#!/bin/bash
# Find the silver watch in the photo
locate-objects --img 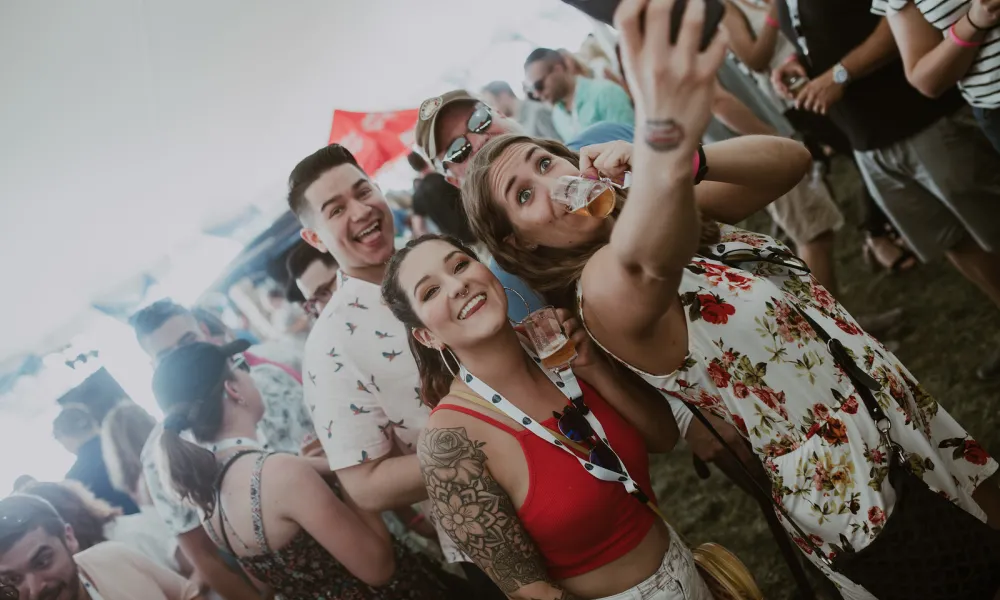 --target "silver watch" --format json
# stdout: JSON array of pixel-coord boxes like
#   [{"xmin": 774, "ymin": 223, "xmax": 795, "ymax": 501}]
[{"xmin": 832, "ymin": 62, "xmax": 851, "ymax": 85}]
